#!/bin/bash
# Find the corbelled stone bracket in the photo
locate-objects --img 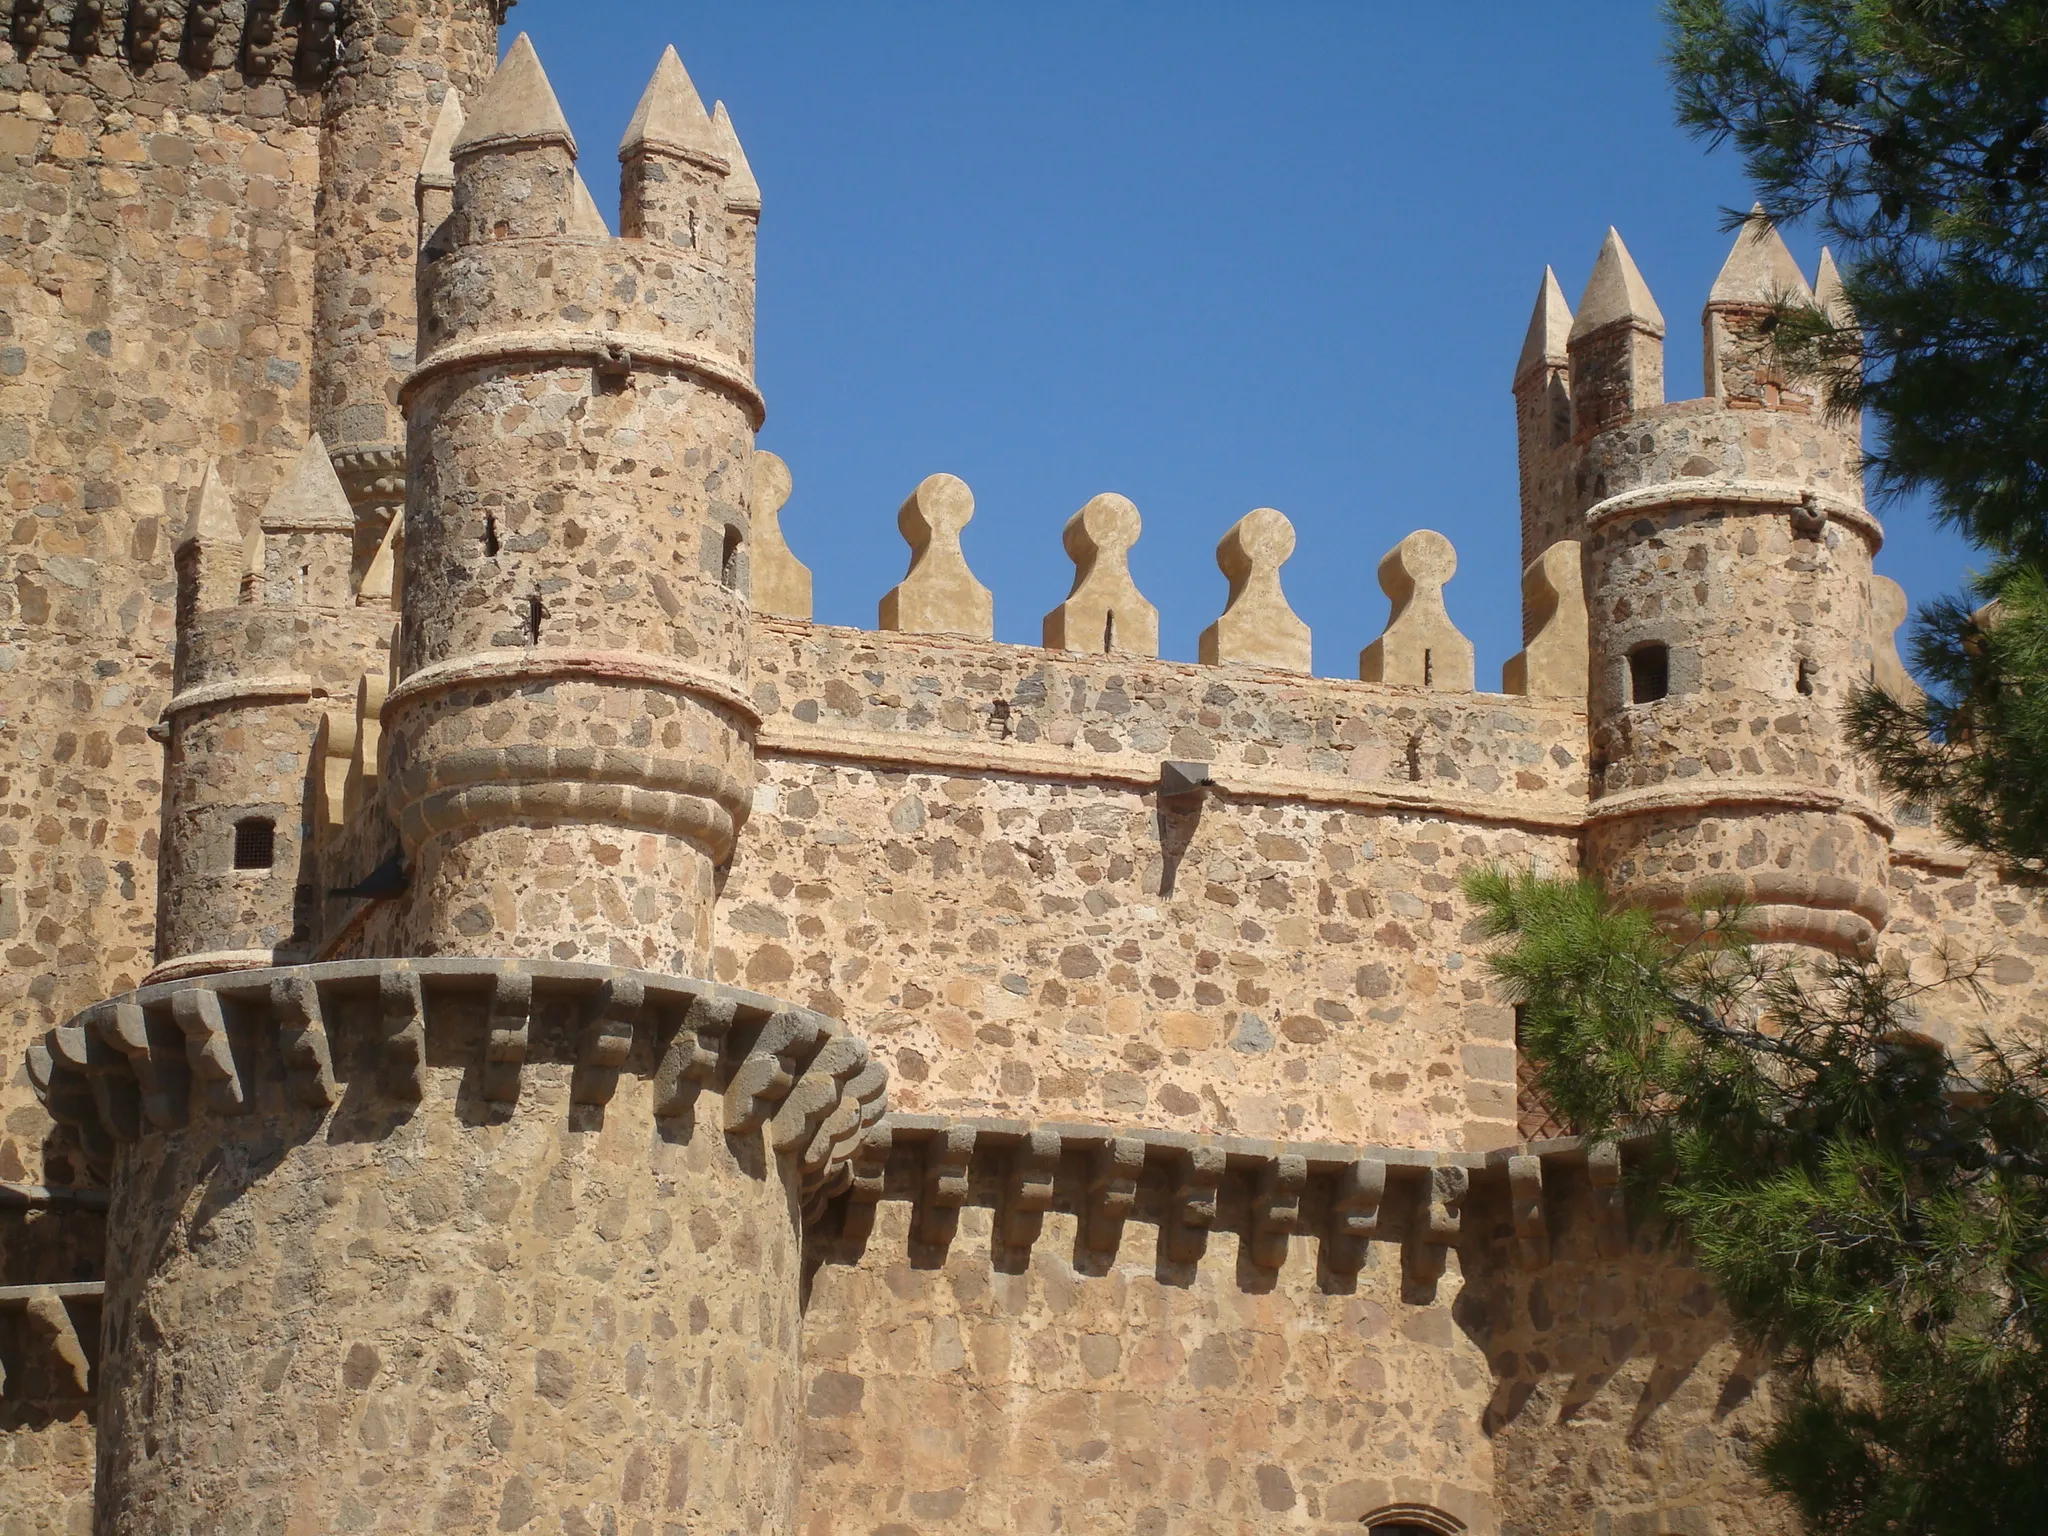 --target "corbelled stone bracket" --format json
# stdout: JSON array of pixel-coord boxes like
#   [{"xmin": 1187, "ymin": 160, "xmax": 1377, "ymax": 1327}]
[
  {"xmin": 830, "ymin": 1117, "xmax": 1643, "ymax": 1285},
  {"xmin": 32, "ymin": 960, "xmax": 888, "ymax": 1209}
]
